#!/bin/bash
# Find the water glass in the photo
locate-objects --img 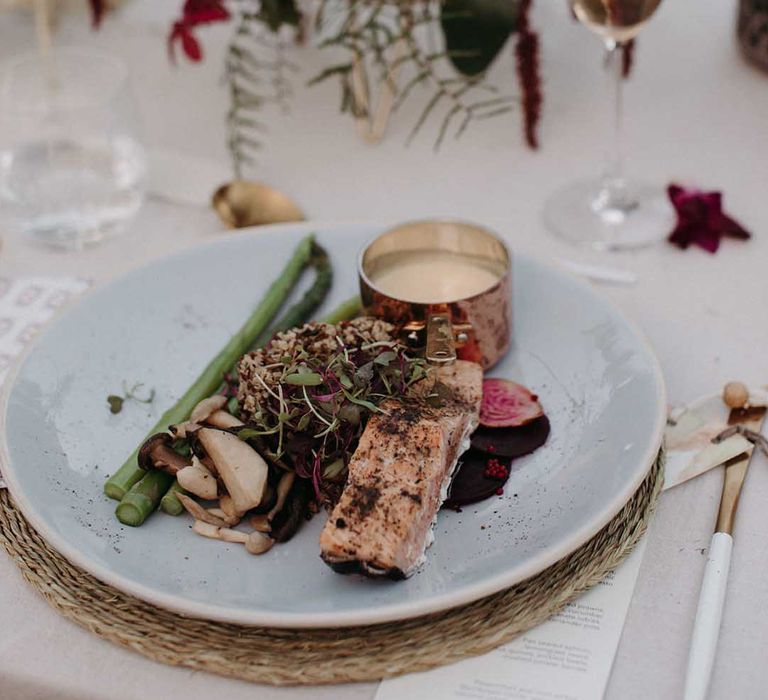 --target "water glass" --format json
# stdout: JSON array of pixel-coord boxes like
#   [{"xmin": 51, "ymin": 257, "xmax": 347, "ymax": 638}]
[{"xmin": 0, "ymin": 47, "xmax": 147, "ymax": 249}]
